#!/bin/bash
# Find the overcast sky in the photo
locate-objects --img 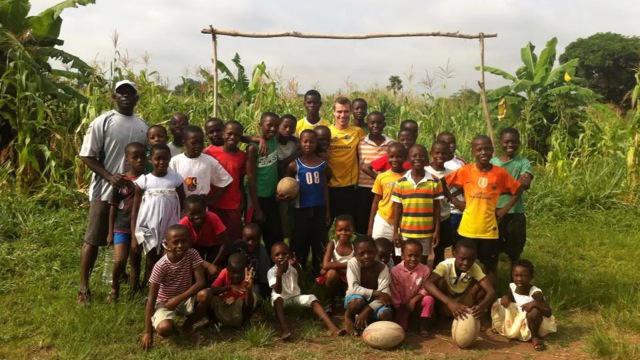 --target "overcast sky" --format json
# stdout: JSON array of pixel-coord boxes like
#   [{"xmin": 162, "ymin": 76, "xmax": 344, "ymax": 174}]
[{"xmin": 31, "ymin": 0, "xmax": 639, "ymax": 94}]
